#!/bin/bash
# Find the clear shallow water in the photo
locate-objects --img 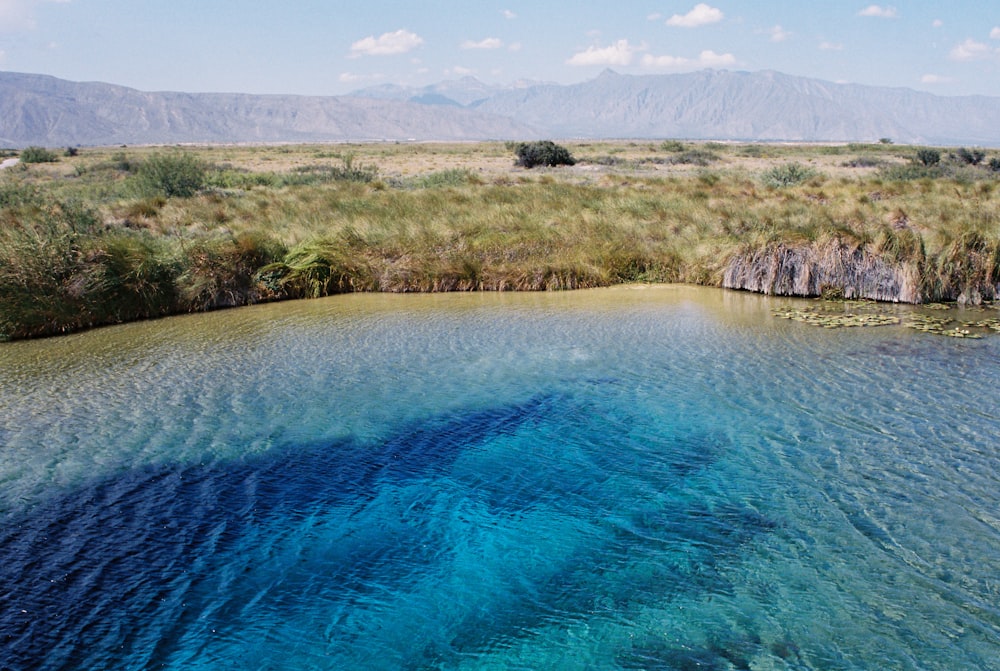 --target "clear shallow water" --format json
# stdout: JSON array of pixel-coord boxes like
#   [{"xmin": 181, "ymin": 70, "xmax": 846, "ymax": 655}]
[{"xmin": 1, "ymin": 285, "xmax": 998, "ymax": 670}]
